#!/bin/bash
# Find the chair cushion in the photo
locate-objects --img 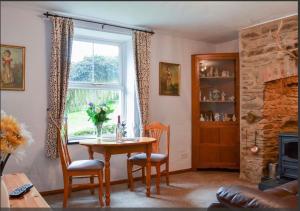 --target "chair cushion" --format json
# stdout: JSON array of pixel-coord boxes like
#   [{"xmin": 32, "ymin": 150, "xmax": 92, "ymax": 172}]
[
  {"xmin": 68, "ymin": 160, "xmax": 104, "ymax": 171},
  {"xmin": 129, "ymin": 153, "xmax": 167, "ymax": 162}
]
